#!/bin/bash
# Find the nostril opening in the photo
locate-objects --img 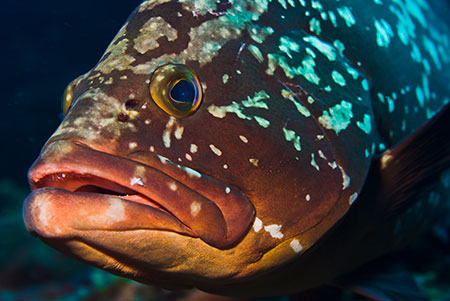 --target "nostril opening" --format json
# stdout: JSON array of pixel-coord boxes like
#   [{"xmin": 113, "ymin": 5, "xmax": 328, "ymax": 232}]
[{"xmin": 125, "ymin": 99, "xmax": 139, "ymax": 110}]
